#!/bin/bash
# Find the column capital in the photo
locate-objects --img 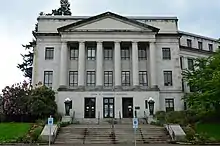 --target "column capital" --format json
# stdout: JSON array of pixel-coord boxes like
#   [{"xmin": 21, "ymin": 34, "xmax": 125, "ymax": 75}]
[
  {"xmin": 132, "ymin": 40, "xmax": 138, "ymax": 43},
  {"xmin": 114, "ymin": 40, "xmax": 121, "ymax": 43},
  {"xmin": 78, "ymin": 40, "xmax": 85, "ymax": 44}
]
